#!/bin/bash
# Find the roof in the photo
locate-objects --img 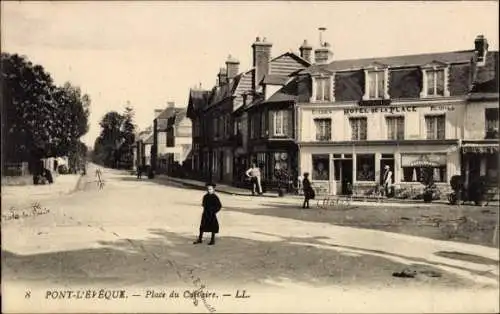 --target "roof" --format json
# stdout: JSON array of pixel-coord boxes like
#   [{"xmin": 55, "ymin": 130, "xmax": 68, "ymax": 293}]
[
  {"xmin": 471, "ymin": 51, "xmax": 499, "ymax": 93},
  {"xmin": 207, "ymin": 74, "xmax": 242, "ymax": 108},
  {"xmin": 187, "ymin": 89, "xmax": 211, "ymax": 117},
  {"xmin": 263, "ymin": 77, "xmax": 299, "ymax": 104},
  {"xmin": 143, "ymin": 133, "xmax": 154, "ymax": 145},
  {"xmin": 161, "ymin": 109, "xmax": 188, "ymax": 131},
  {"xmin": 262, "ymin": 74, "xmax": 290, "ymax": 85},
  {"xmin": 156, "ymin": 107, "xmax": 185, "ymax": 129},
  {"xmin": 302, "ymin": 50, "xmax": 476, "ymax": 73}
]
